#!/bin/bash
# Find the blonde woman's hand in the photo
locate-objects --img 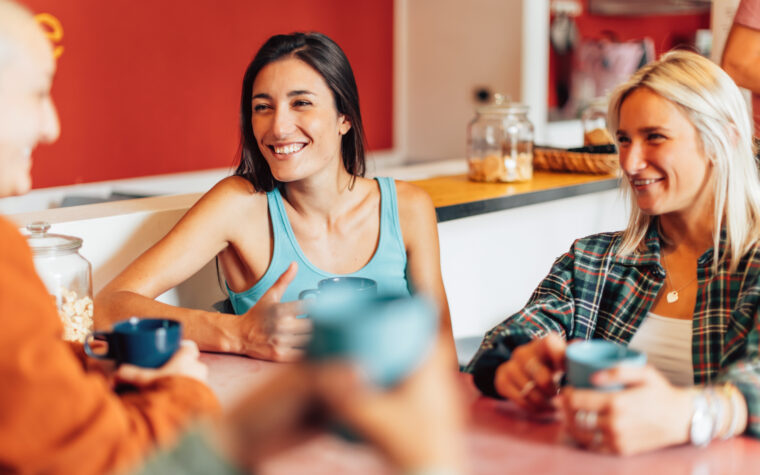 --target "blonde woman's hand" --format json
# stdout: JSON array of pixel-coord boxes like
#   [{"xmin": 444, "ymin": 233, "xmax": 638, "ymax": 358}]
[
  {"xmin": 240, "ymin": 262, "xmax": 313, "ymax": 362},
  {"xmin": 493, "ymin": 333, "xmax": 566, "ymax": 411},
  {"xmin": 559, "ymin": 364, "xmax": 692, "ymax": 455}
]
